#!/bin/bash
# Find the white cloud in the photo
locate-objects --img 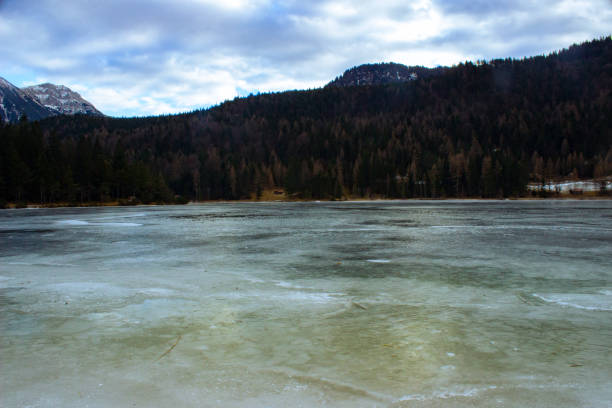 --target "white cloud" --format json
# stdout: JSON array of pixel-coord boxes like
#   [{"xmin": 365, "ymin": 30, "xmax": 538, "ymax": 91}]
[
  {"xmin": 195, "ymin": 0, "xmax": 271, "ymax": 11},
  {"xmin": 0, "ymin": 0, "xmax": 610, "ymax": 117}
]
